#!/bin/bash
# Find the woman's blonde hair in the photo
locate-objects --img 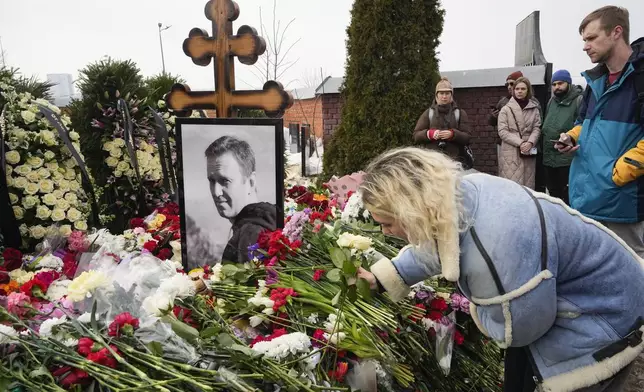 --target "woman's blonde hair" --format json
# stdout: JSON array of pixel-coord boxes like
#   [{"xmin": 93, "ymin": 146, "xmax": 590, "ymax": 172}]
[
  {"xmin": 513, "ymin": 77, "xmax": 534, "ymax": 99},
  {"xmin": 360, "ymin": 147, "xmax": 465, "ymax": 279}
]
